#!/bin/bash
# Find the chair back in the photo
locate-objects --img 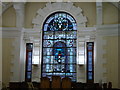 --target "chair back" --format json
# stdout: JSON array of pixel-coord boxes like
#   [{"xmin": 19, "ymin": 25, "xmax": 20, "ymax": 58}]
[
  {"xmin": 40, "ymin": 77, "xmax": 50, "ymax": 88},
  {"xmin": 62, "ymin": 77, "xmax": 71, "ymax": 88},
  {"xmin": 51, "ymin": 76, "xmax": 61, "ymax": 88}
]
